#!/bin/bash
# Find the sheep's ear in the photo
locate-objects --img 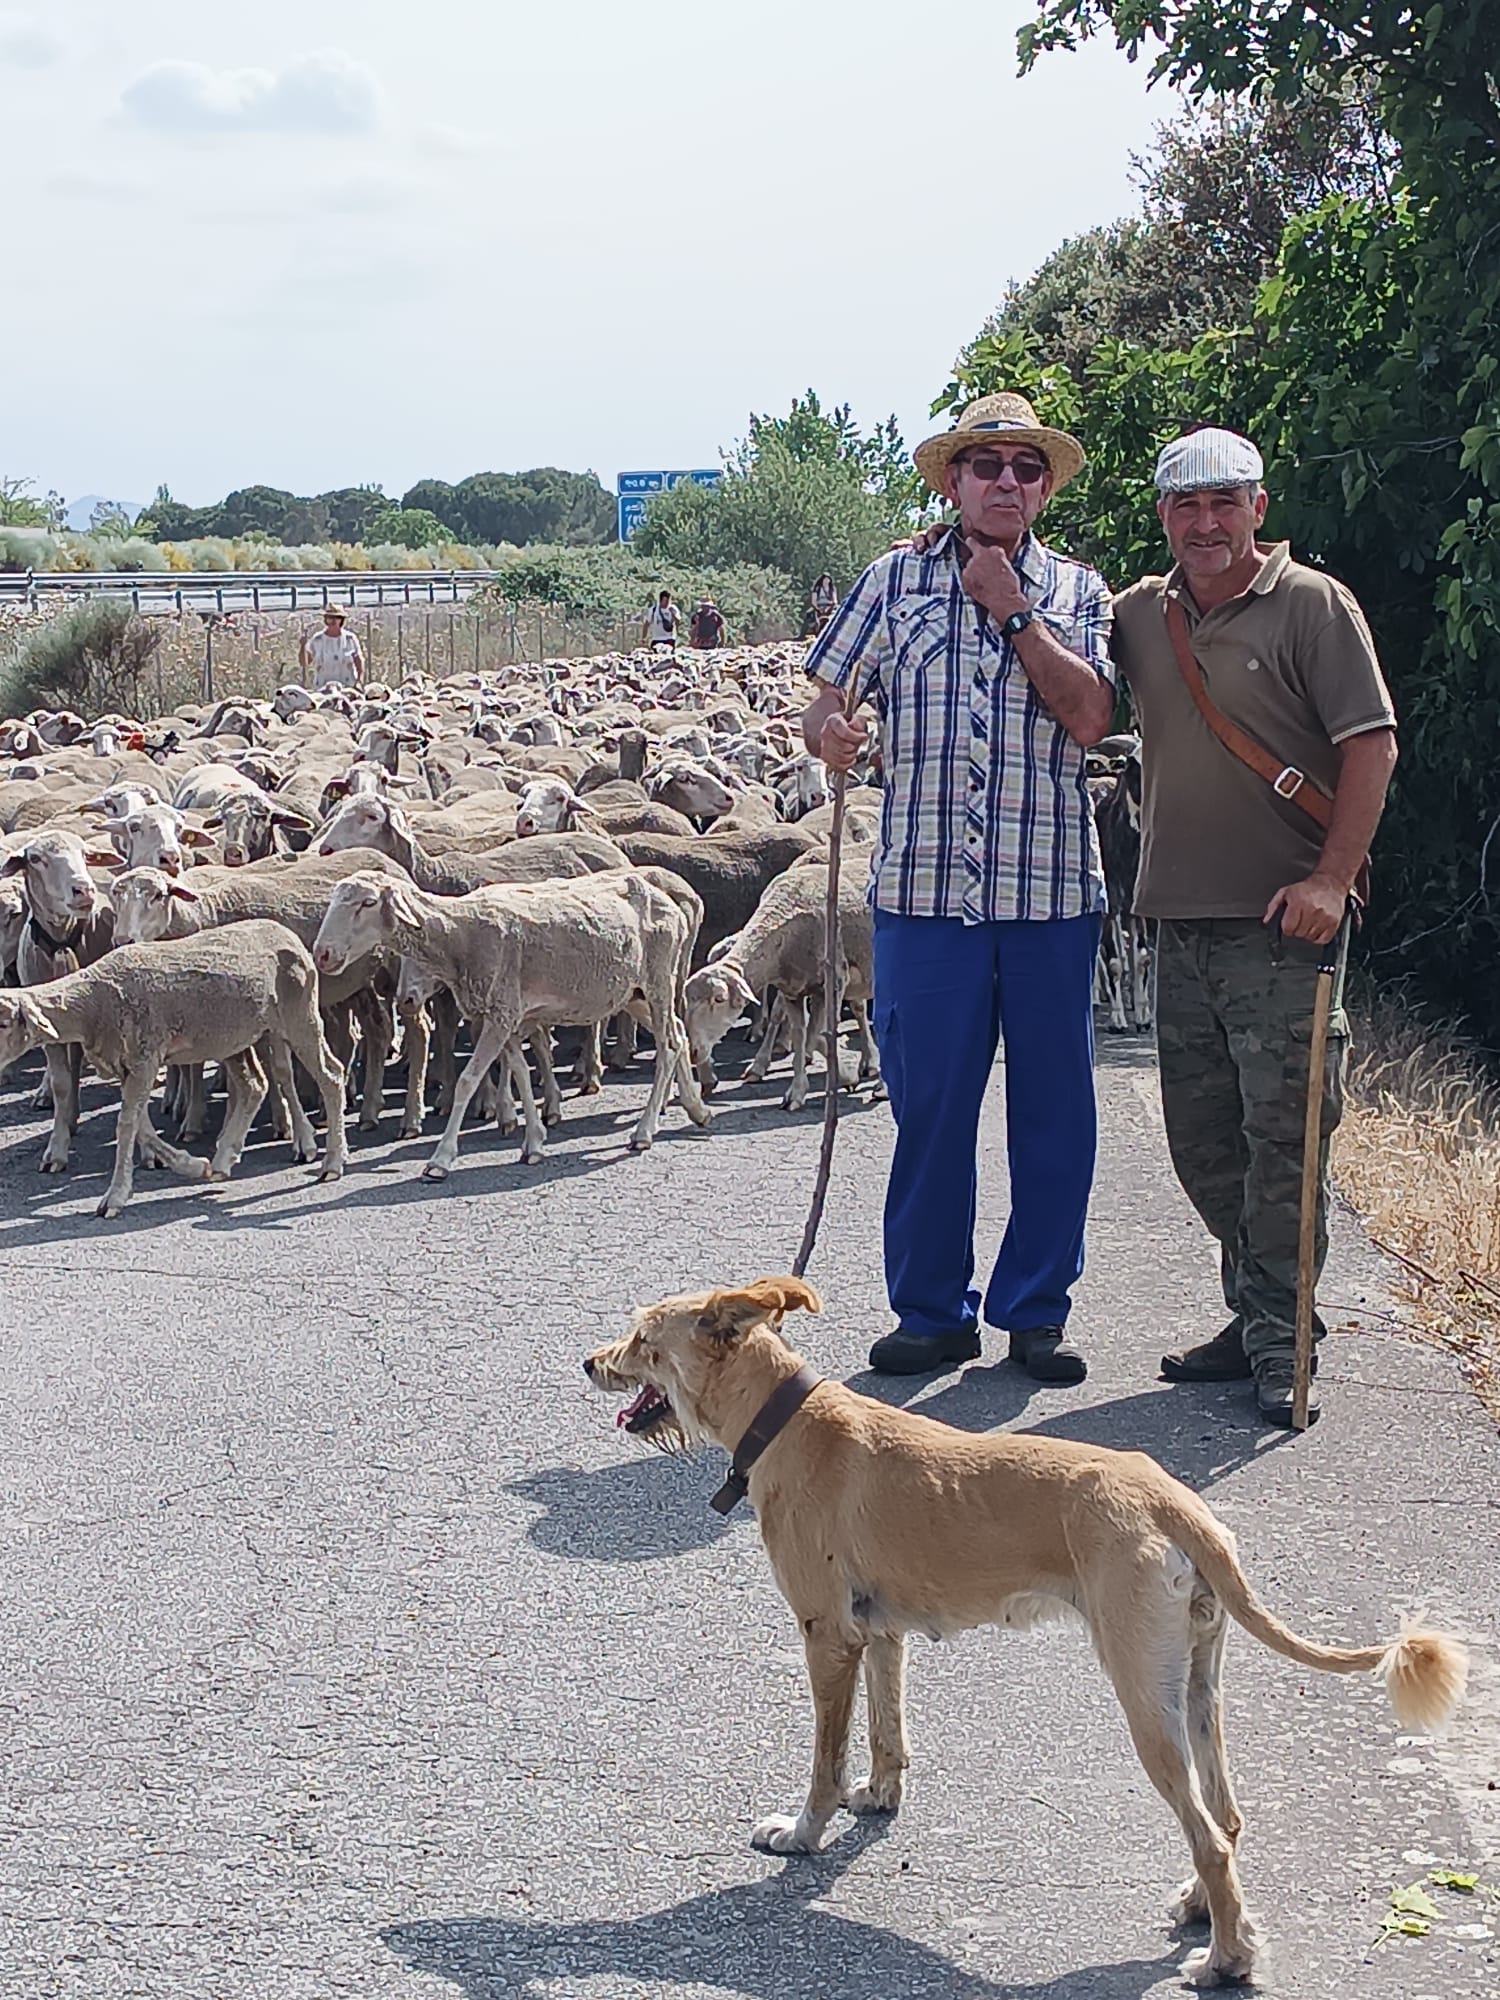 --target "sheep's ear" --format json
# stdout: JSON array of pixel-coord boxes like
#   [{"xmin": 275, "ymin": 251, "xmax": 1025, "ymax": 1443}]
[
  {"xmin": 85, "ymin": 849, "xmax": 124, "ymax": 870},
  {"xmin": 200, "ymin": 814, "xmax": 222, "ymax": 831},
  {"xmin": 180, "ymin": 827, "xmax": 215, "ymax": 848},
  {"xmin": 323, "ymin": 778, "xmax": 351, "ymax": 802},
  {"xmin": 0, "ymin": 852, "xmax": 29, "ymax": 877},
  {"xmin": 380, "ymin": 879, "xmax": 424, "ymax": 930},
  {"xmin": 271, "ymin": 806, "xmax": 313, "ymax": 829},
  {"xmin": 697, "ymin": 1276, "xmax": 822, "ymax": 1341},
  {"xmin": 729, "ymin": 970, "xmax": 758, "ymax": 1011},
  {"xmin": 168, "ymin": 882, "xmax": 201, "ymax": 903}
]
